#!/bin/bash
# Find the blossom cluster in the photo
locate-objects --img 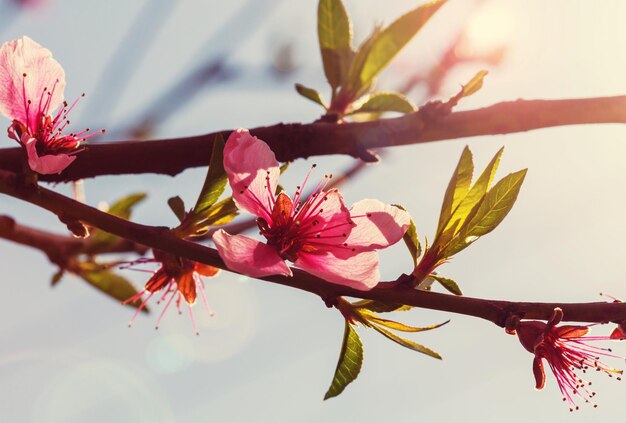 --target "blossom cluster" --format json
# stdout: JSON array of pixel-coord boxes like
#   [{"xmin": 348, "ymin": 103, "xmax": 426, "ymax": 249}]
[{"xmin": 3, "ymin": 35, "xmax": 625, "ymax": 410}]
